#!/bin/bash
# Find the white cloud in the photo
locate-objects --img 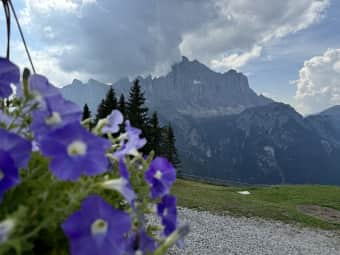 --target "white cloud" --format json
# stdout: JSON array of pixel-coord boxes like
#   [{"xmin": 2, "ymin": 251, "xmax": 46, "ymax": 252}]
[
  {"xmin": 294, "ymin": 48, "xmax": 340, "ymax": 114},
  {"xmin": 210, "ymin": 46, "xmax": 262, "ymax": 71},
  {"xmin": 12, "ymin": 41, "xmax": 90, "ymax": 86},
  {"xmin": 21, "ymin": 0, "xmax": 329, "ymax": 83}
]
